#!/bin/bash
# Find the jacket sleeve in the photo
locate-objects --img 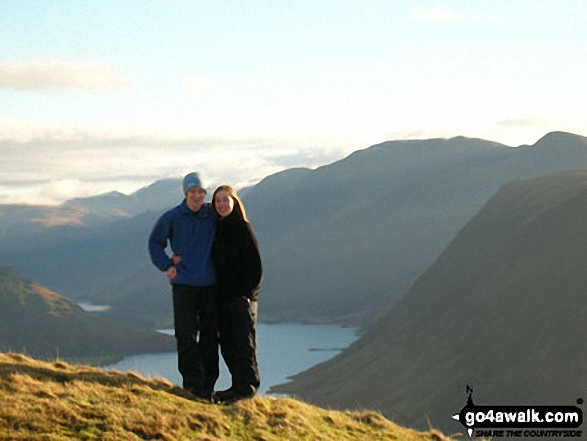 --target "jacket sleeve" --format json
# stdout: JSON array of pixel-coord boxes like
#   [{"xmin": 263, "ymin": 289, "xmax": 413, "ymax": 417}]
[
  {"xmin": 241, "ymin": 222, "xmax": 263, "ymax": 293},
  {"xmin": 148, "ymin": 213, "xmax": 174, "ymax": 271}
]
